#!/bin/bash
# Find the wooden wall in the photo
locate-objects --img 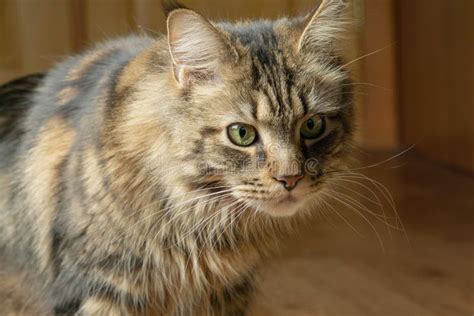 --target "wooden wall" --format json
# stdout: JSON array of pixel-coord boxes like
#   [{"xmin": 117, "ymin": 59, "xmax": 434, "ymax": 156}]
[
  {"xmin": 0, "ymin": 0, "xmax": 367, "ymax": 136},
  {"xmin": 0, "ymin": 0, "xmax": 303, "ymax": 82},
  {"xmin": 1, "ymin": 0, "xmax": 472, "ymax": 172},
  {"xmin": 397, "ymin": 0, "xmax": 474, "ymax": 172},
  {"xmin": 359, "ymin": 0, "xmax": 399, "ymax": 149}
]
